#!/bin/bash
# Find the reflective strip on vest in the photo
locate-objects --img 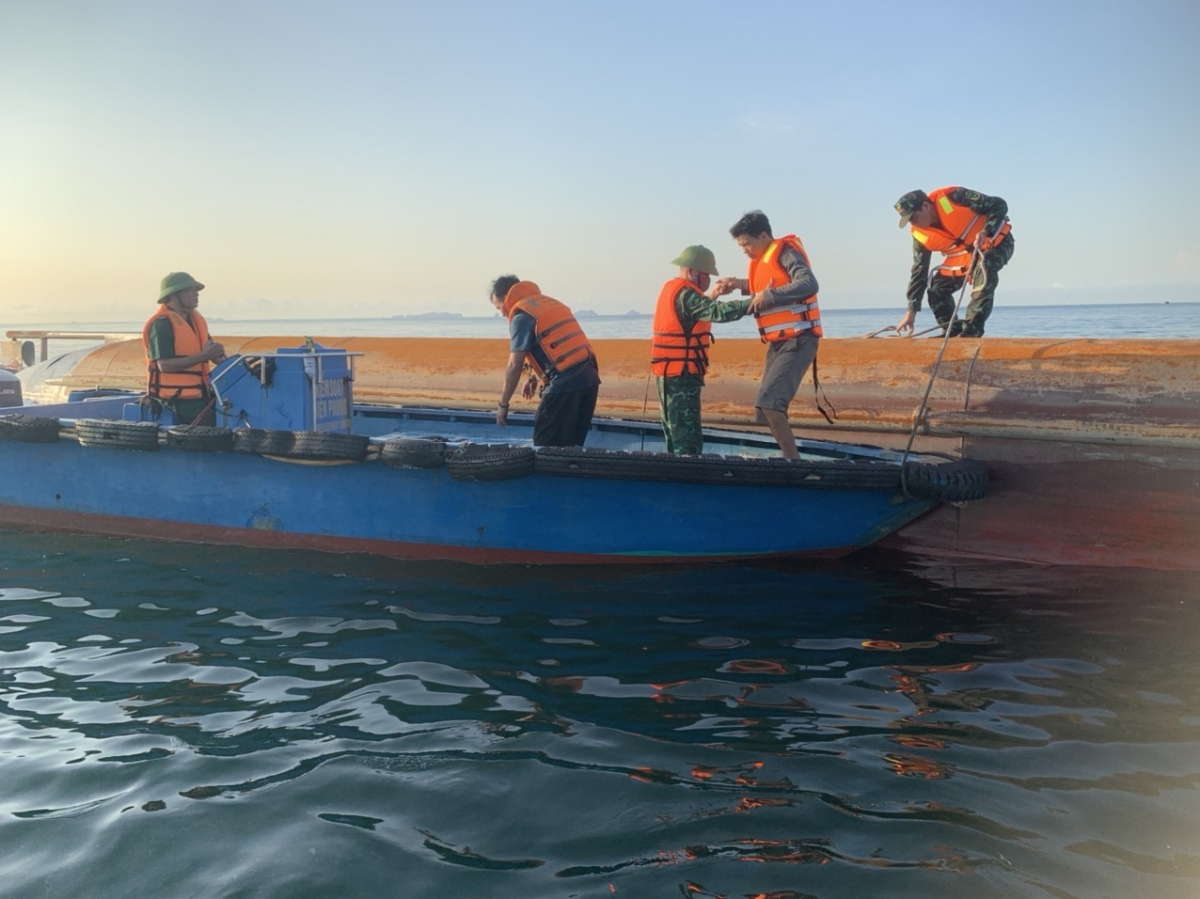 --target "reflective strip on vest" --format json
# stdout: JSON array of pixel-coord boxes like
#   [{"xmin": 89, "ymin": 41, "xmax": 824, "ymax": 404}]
[
  {"xmin": 758, "ymin": 313, "xmax": 819, "ymax": 336},
  {"xmin": 955, "ymin": 214, "xmax": 981, "ymax": 245},
  {"xmin": 914, "ymin": 213, "xmax": 979, "ymax": 255},
  {"xmin": 914, "ymin": 188, "xmax": 1011, "ymax": 259},
  {"xmin": 916, "ymin": 188, "xmax": 1012, "ymax": 278},
  {"xmin": 748, "ymin": 236, "xmax": 823, "ymax": 342}
]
